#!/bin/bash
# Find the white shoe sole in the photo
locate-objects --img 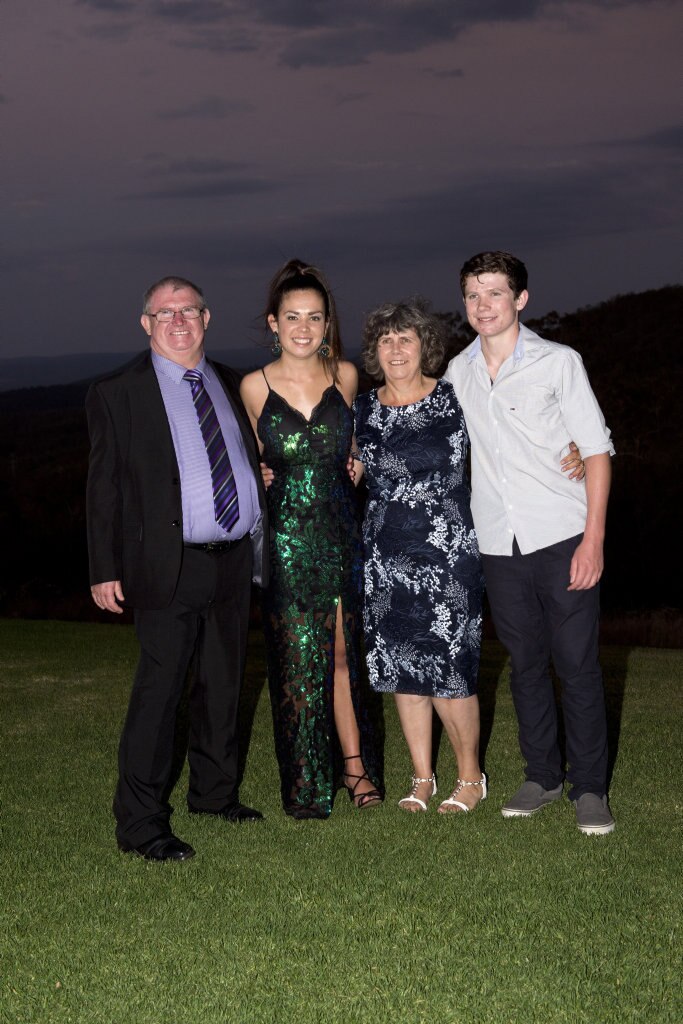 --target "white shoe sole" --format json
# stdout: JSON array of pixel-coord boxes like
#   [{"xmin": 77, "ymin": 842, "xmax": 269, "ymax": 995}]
[
  {"xmin": 501, "ymin": 799, "xmax": 561, "ymax": 818},
  {"xmin": 577, "ymin": 821, "xmax": 616, "ymax": 835}
]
